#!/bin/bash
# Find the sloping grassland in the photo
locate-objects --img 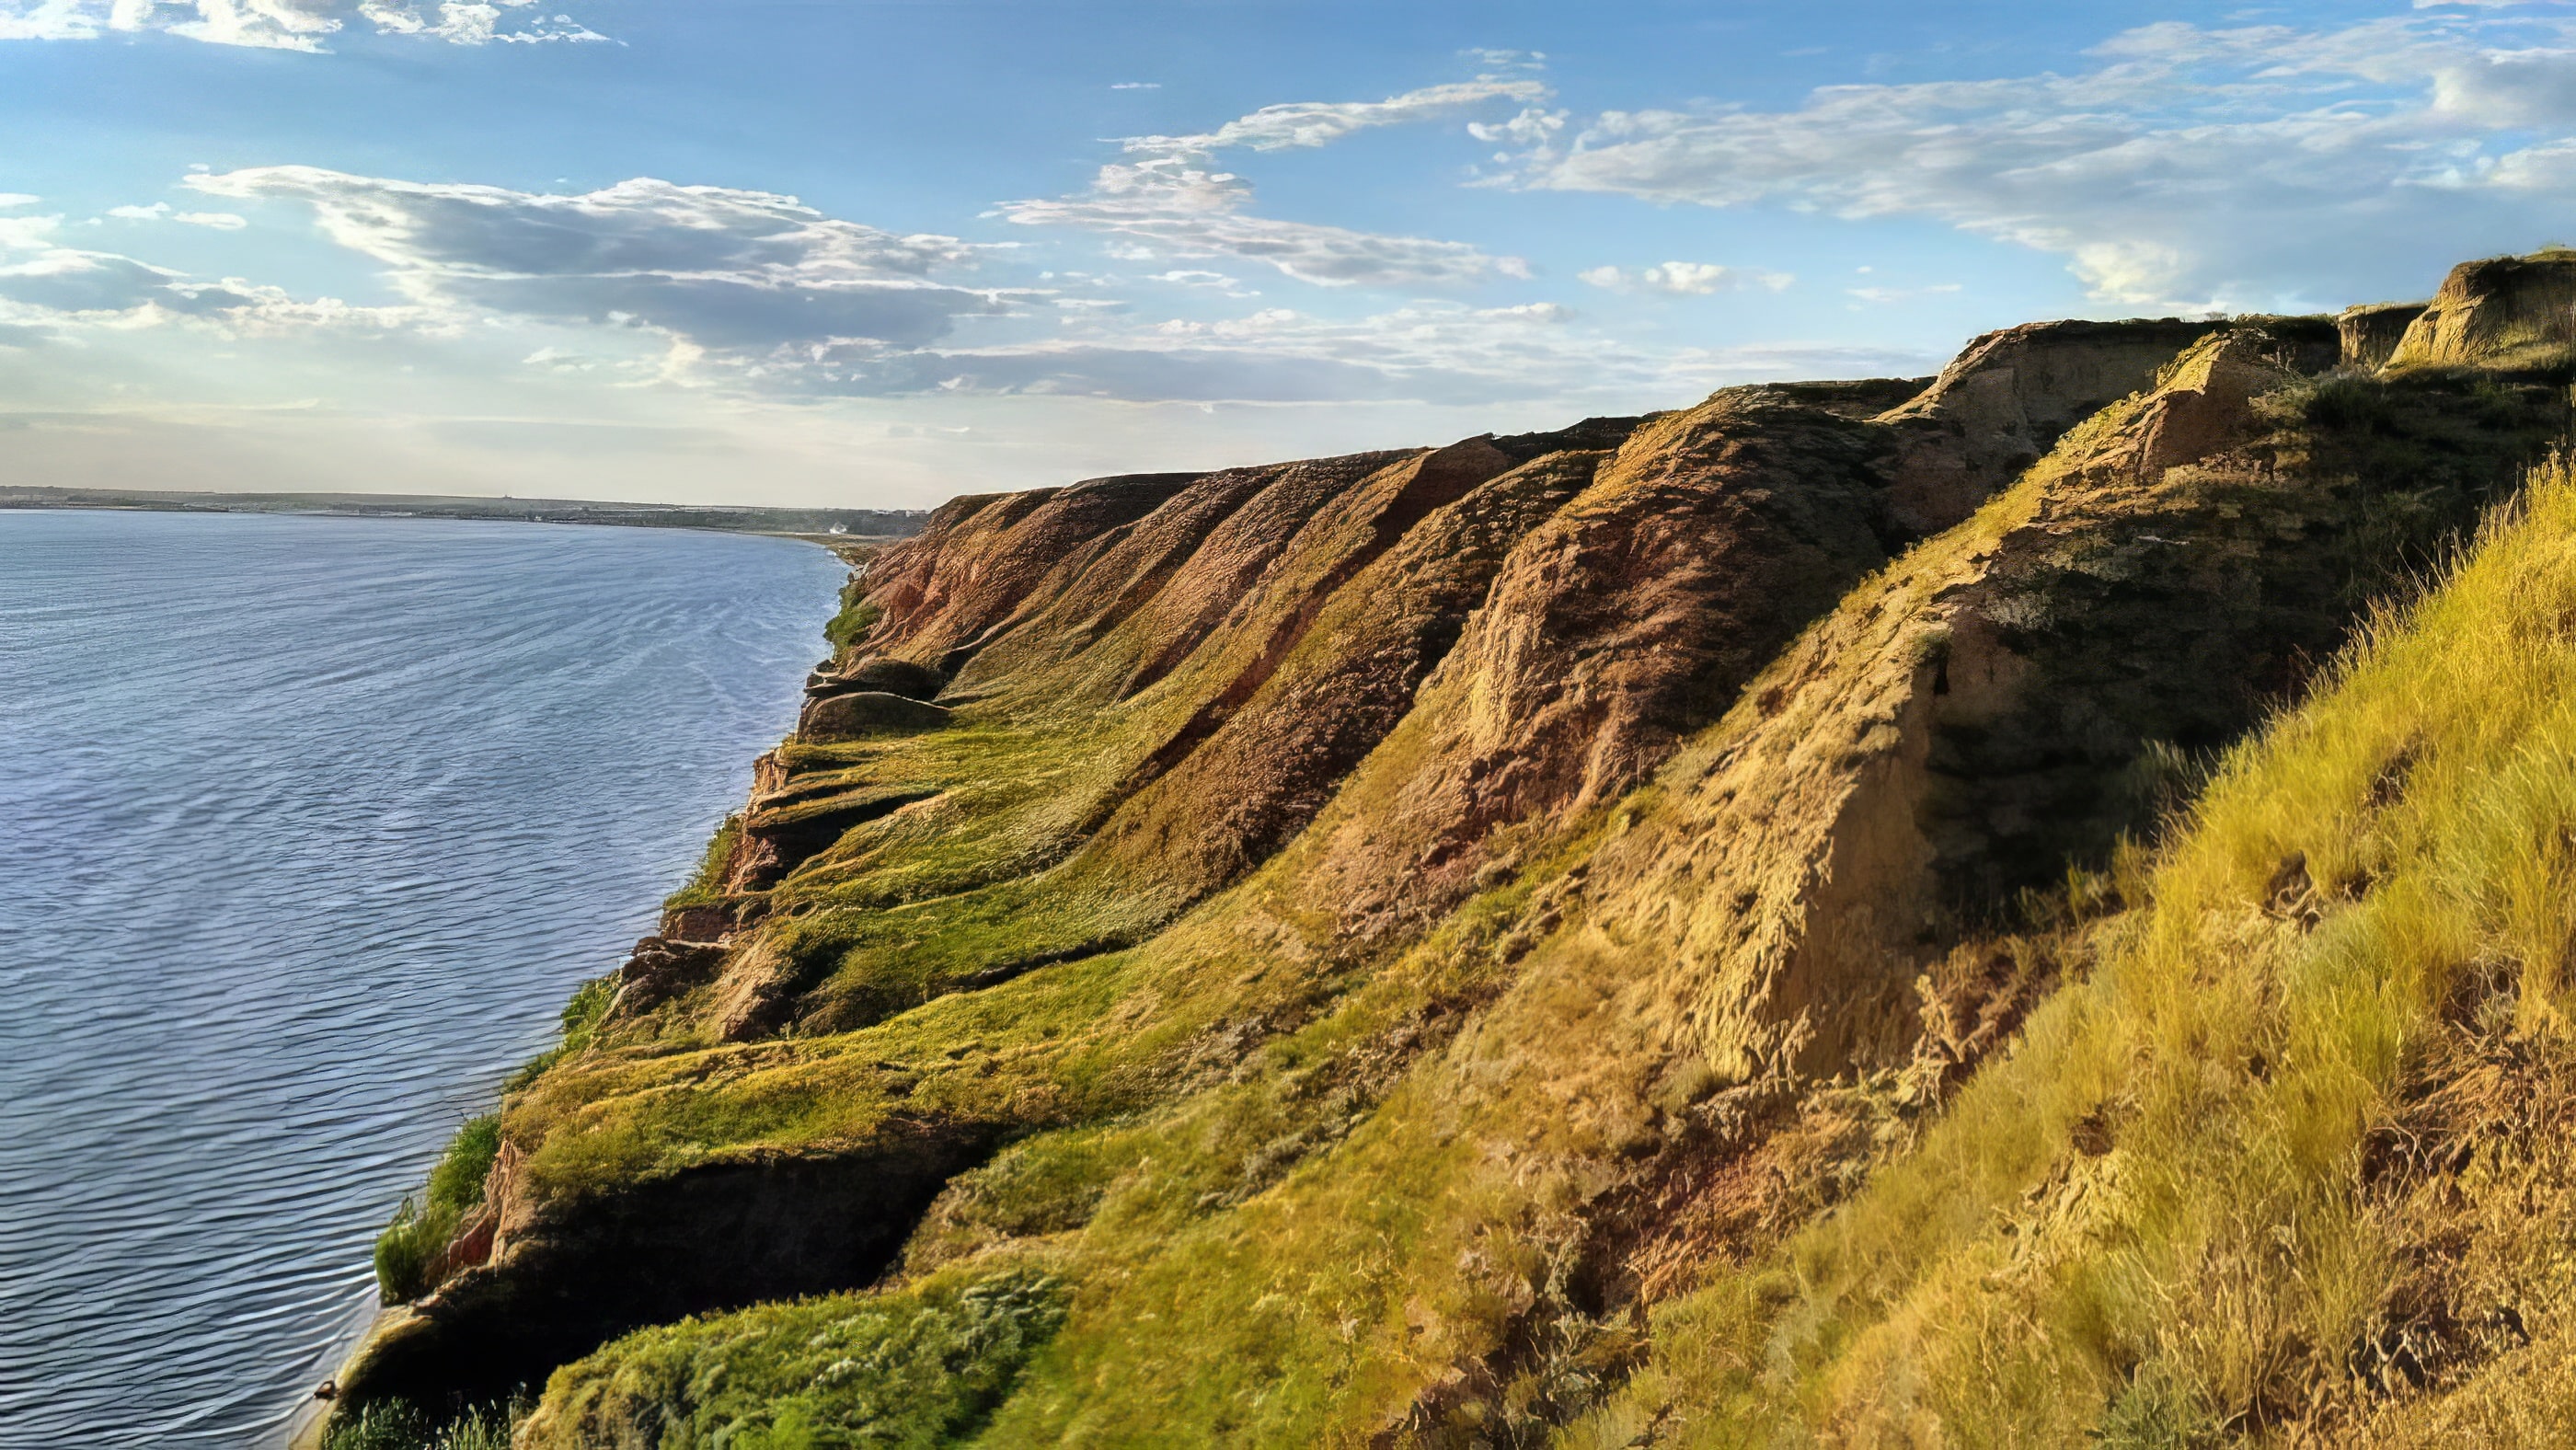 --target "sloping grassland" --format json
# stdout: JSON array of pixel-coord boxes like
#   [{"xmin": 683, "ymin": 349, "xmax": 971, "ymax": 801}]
[{"xmin": 330, "ymin": 253, "xmax": 2576, "ymax": 1446}]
